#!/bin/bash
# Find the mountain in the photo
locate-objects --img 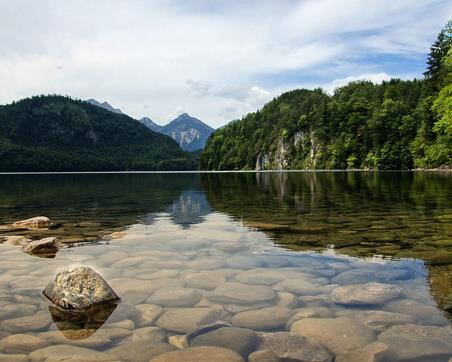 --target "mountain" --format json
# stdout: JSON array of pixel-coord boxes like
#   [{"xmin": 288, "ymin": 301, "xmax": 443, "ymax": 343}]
[
  {"xmin": 85, "ymin": 99, "xmax": 123, "ymax": 114},
  {"xmin": 139, "ymin": 117, "xmax": 161, "ymax": 132},
  {"xmin": 0, "ymin": 95, "xmax": 197, "ymax": 171},
  {"xmin": 159, "ymin": 113, "xmax": 214, "ymax": 152}
]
